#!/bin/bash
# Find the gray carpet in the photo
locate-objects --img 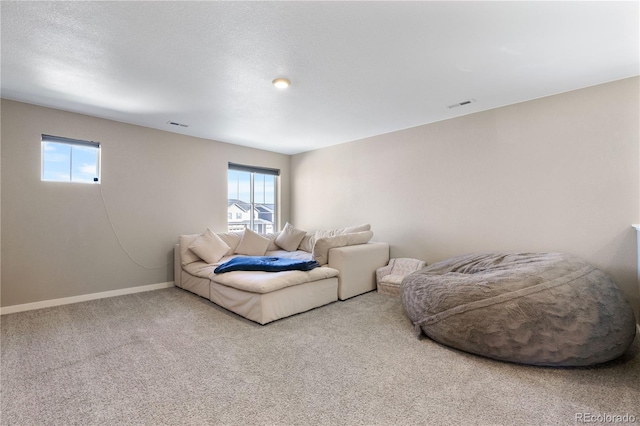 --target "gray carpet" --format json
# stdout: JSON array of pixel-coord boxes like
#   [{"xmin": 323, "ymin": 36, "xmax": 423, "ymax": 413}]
[{"xmin": 1, "ymin": 288, "xmax": 638, "ymax": 425}]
